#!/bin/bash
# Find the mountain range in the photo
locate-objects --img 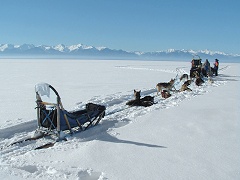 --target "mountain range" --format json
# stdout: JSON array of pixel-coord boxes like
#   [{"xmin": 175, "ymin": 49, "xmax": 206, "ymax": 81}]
[{"xmin": 0, "ymin": 43, "xmax": 239, "ymax": 61}]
